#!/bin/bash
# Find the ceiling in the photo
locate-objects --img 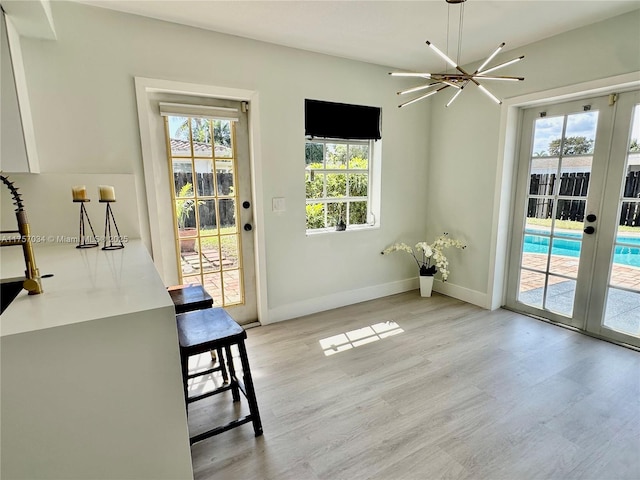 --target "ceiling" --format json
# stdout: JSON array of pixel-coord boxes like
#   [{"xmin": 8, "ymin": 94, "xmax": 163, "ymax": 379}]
[{"xmin": 75, "ymin": 1, "xmax": 640, "ymax": 71}]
